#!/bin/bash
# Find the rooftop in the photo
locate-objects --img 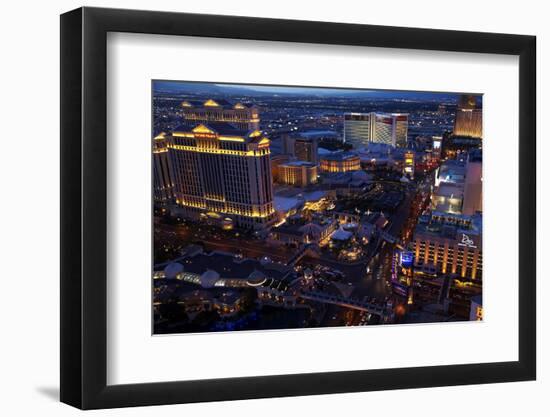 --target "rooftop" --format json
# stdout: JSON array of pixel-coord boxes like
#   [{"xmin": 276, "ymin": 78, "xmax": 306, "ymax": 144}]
[
  {"xmin": 178, "ymin": 251, "xmax": 291, "ymax": 282},
  {"xmin": 280, "ymin": 161, "xmax": 317, "ymax": 168},
  {"xmin": 173, "ymin": 122, "xmax": 249, "ymax": 137},
  {"xmin": 180, "ymin": 98, "xmax": 254, "ymax": 109},
  {"xmin": 320, "ymin": 151, "xmax": 359, "ymax": 161},
  {"xmin": 414, "ymin": 212, "xmax": 482, "ymax": 240},
  {"xmin": 172, "ymin": 122, "xmax": 268, "ymax": 144}
]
